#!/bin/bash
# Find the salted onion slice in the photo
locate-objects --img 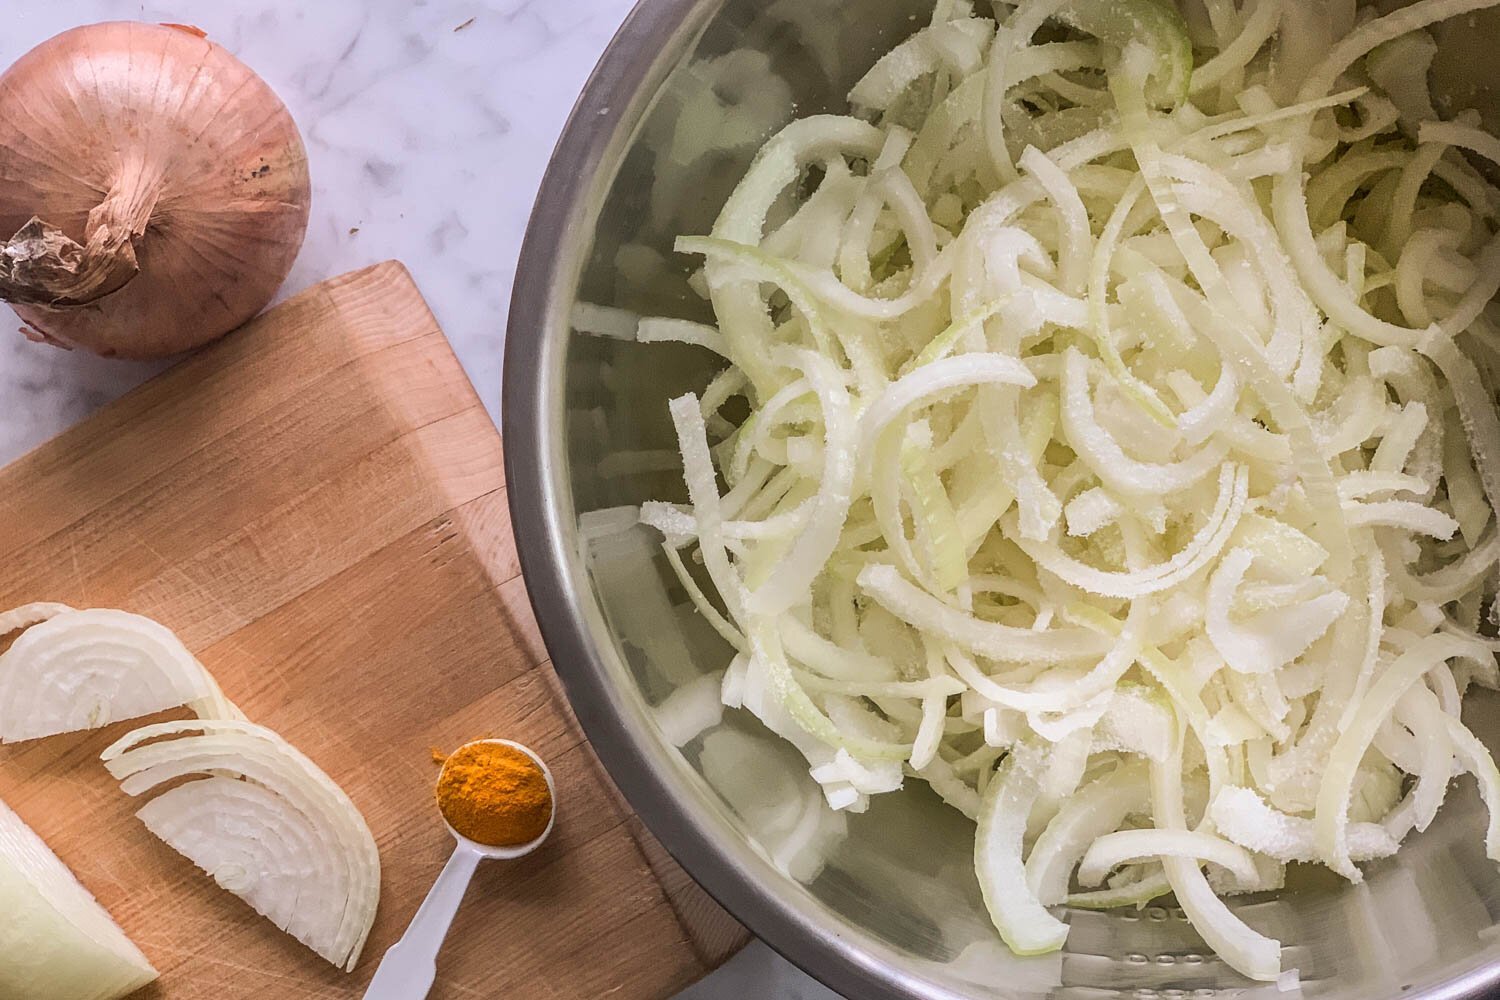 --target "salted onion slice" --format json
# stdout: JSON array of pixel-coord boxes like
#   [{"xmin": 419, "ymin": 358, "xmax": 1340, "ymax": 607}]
[
  {"xmin": 1209, "ymin": 786, "xmax": 1400, "ymax": 863},
  {"xmin": 1025, "ymin": 760, "xmax": 1149, "ymax": 904}
]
